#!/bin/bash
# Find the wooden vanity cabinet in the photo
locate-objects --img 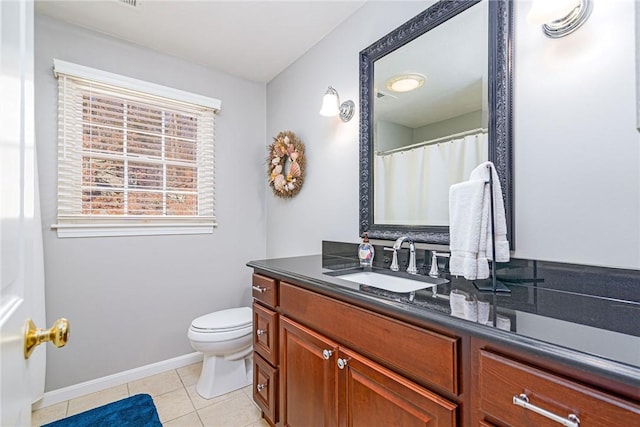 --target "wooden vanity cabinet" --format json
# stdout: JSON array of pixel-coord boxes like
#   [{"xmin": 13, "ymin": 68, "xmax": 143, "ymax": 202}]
[
  {"xmin": 279, "ymin": 282, "xmax": 458, "ymax": 427},
  {"xmin": 251, "ymin": 269, "xmax": 640, "ymax": 427},
  {"xmin": 252, "ymin": 274, "xmax": 280, "ymax": 426},
  {"xmin": 472, "ymin": 339, "xmax": 640, "ymax": 426}
]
